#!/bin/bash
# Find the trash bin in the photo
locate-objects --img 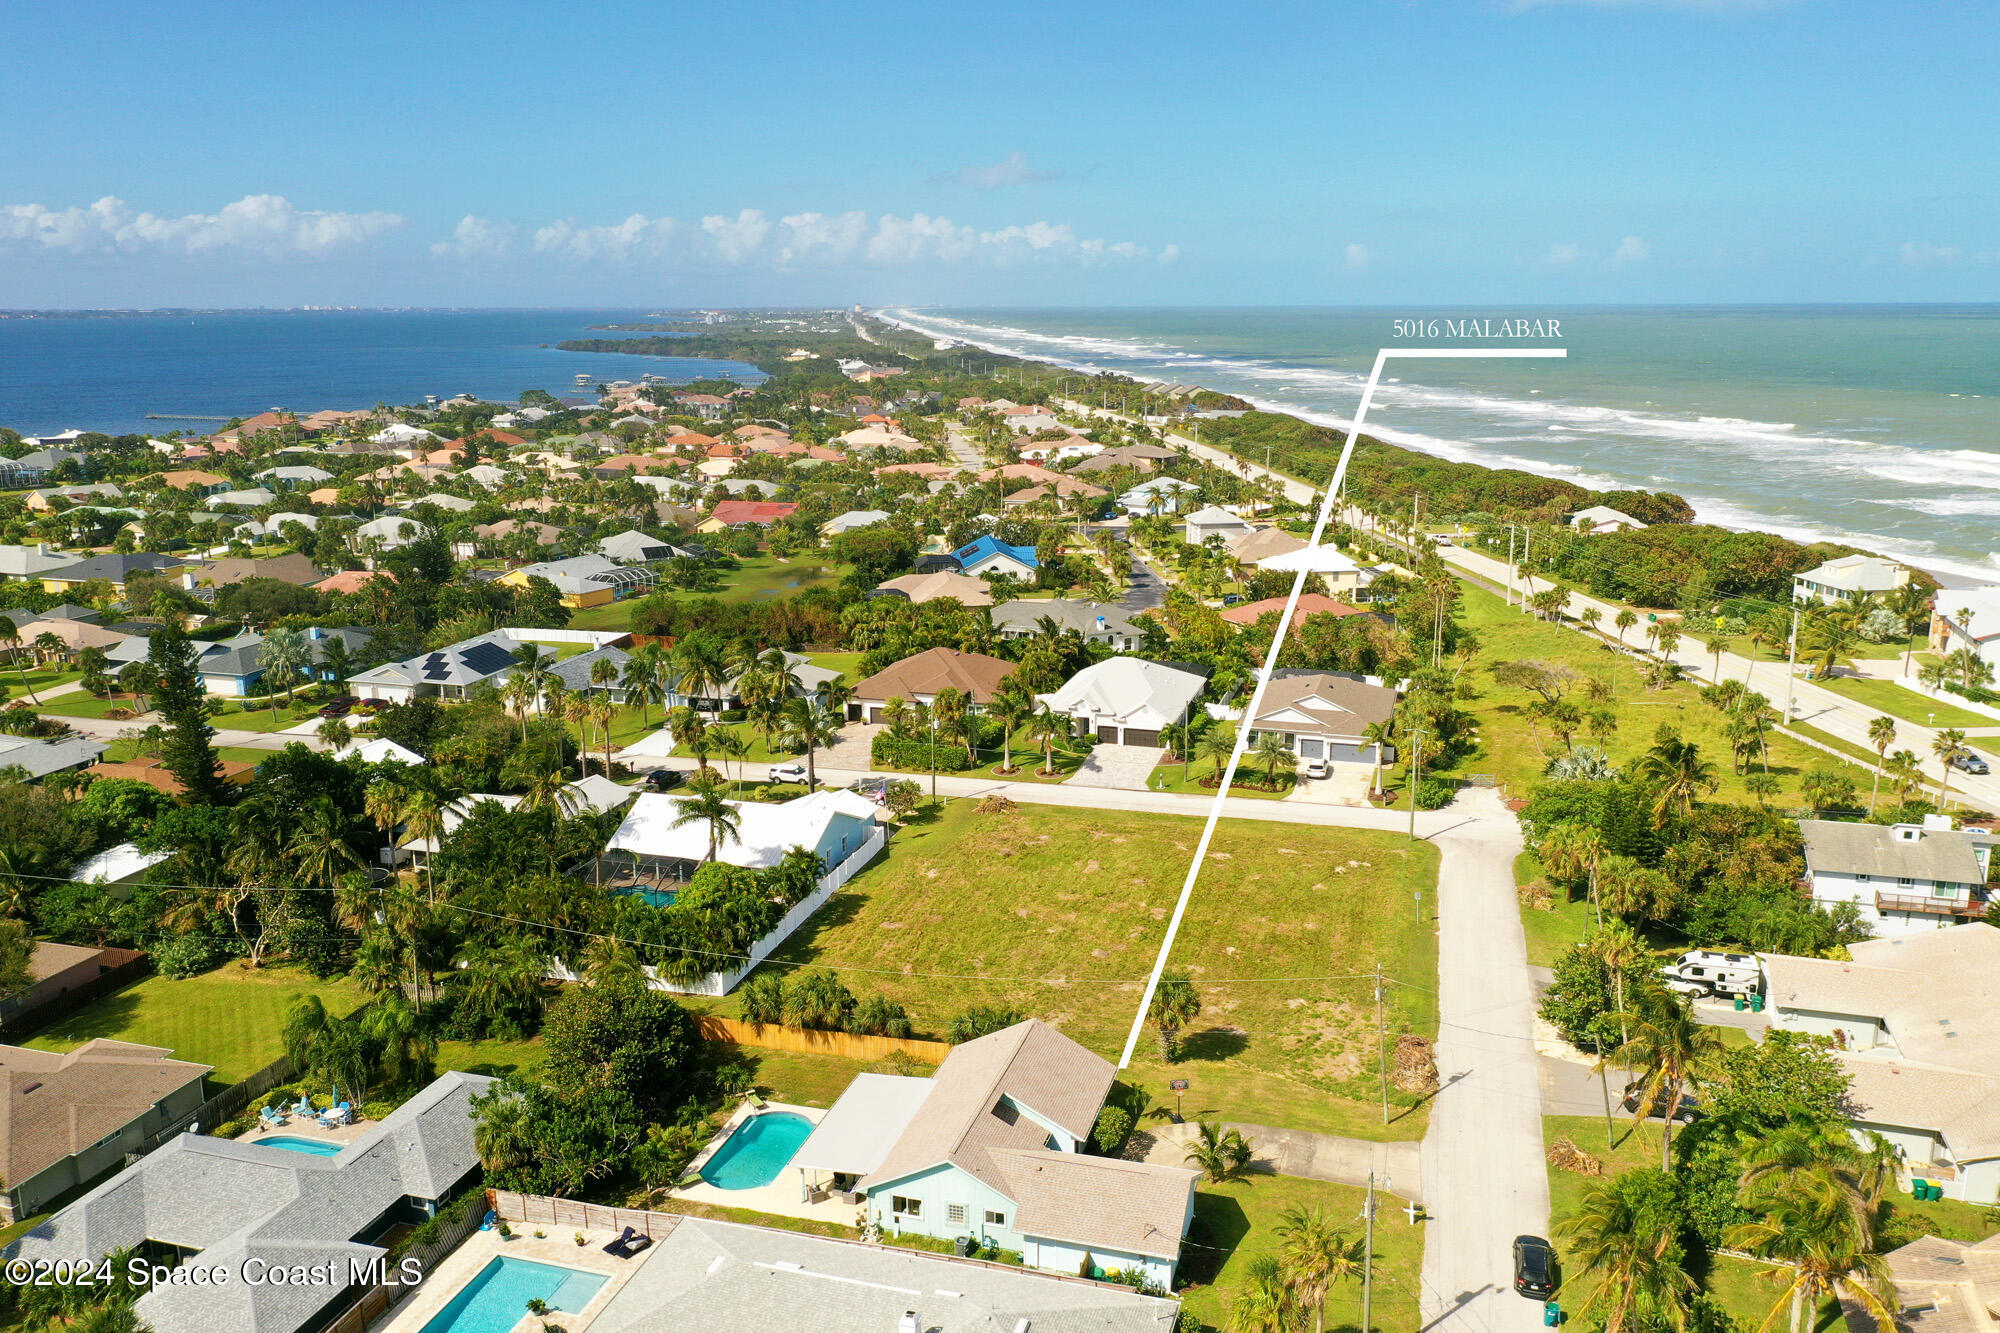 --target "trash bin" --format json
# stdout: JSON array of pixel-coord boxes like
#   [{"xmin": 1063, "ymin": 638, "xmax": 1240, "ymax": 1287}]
[
  {"xmin": 1544, "ymin": 1300, "xmax": 1562, "ymax": 1327},
  {"xmin": 1928, "ymin": 1183, "xmax": 1945, "ymax": 1201},
  {"xmin": 954, "ymin": 1236, "xmax": 975, "ymax": 1257},
  {"xmin": 1734, "ymin": 996, "xmax": 1747, "ymax": 1012},
  {"xmin": 1750, "ymin": 994, "xmax": 1765, "ymax": 1013},
  {"xmin": 1912, "ymin": 1179, "xmax": 1931, "ymax": 1200}
]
